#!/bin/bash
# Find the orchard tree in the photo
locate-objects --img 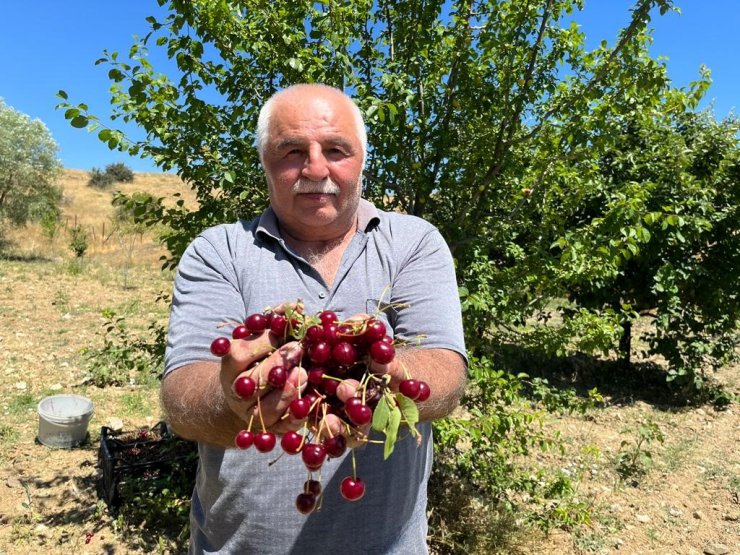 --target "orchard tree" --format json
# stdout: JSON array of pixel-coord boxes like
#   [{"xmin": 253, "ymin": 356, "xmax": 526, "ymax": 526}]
[
  {"xmin": 544, "ymin": 106, "xmax": 740, "ymax": 388},
  {"xmin": 0, "ymin": 99, "xmax": 62, "ymax": 235}
]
